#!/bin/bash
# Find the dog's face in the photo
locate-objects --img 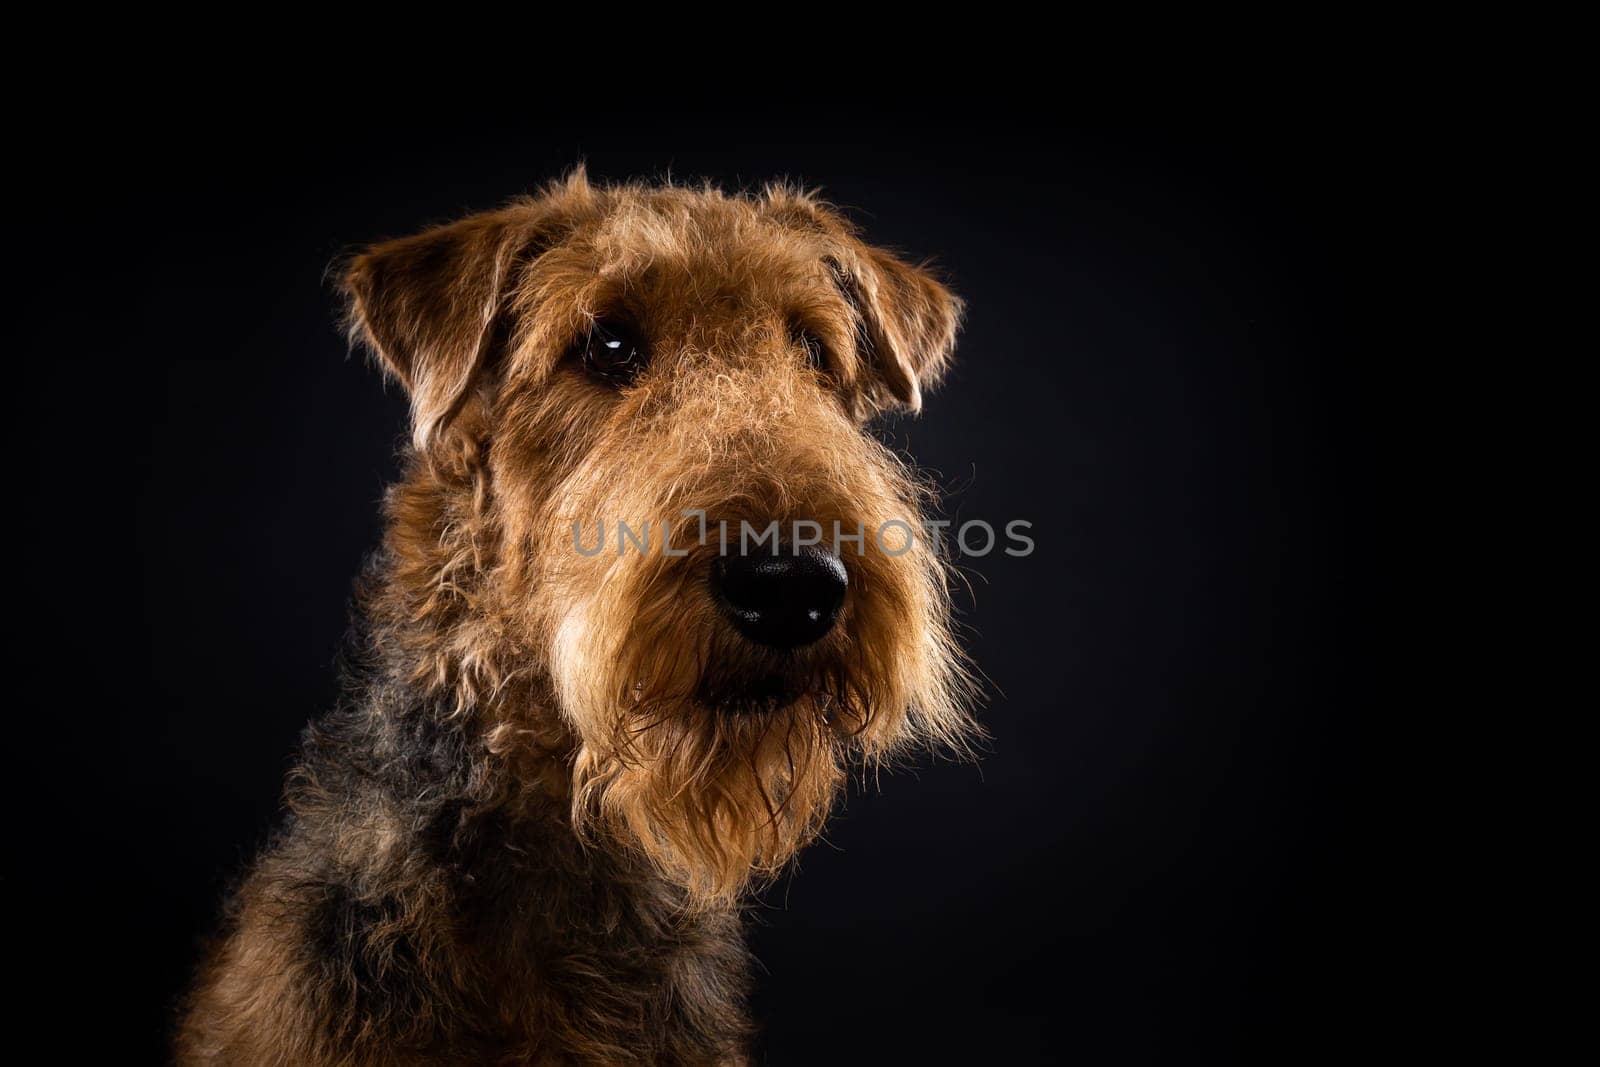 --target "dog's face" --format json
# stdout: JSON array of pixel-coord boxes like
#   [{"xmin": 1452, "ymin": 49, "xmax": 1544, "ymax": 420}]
[{"xmin": 344, "ymin": 173, "xmax": 973, "ymax": 903}]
